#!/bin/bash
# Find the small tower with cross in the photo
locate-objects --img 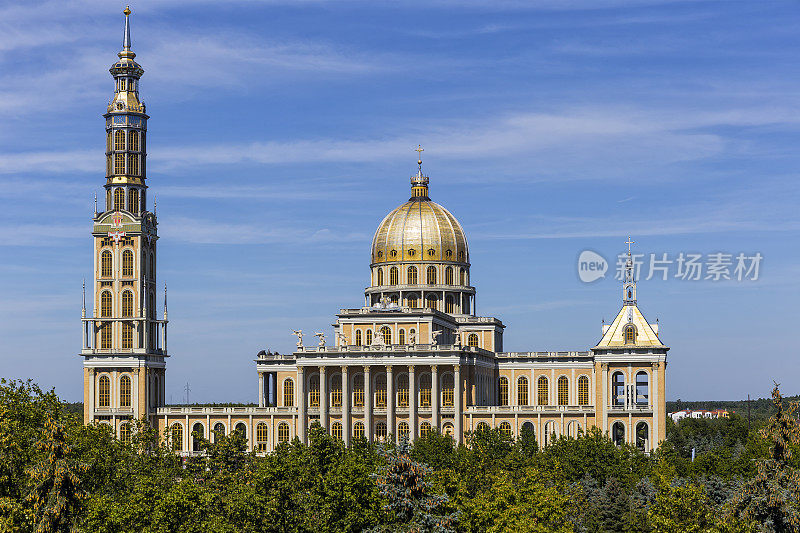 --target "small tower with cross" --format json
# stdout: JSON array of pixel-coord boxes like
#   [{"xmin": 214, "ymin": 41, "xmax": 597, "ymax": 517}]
[
  {"xmin": 623, "ymin": 236, "xmax": 637, "ymax": 305},
  {"xmin": 410, "ymin": 144, "xmax": 430, "ymax": 199}
]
